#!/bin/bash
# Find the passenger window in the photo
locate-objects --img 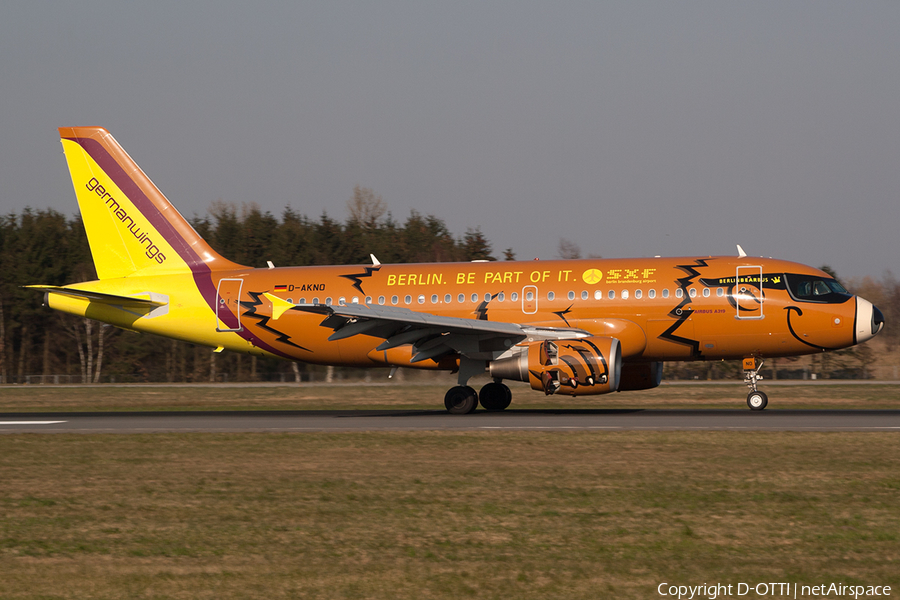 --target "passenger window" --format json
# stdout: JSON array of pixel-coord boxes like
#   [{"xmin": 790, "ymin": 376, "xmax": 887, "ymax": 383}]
[
  {"xmin": 568, "ymin": 291, "xmax": 575, "ymax": 300},
  {"xmin": 608, "ymin": 290, "xmax": 615, "ymax": 299},
  {"xmin": 471, "ymin": 293, "xmax": 478, "ymax": 303},
  {"xmin": 391, "ymin": 295, "xmax": 398, "ymax": 305},
  {"xmin": 702, "ymin": 288, "xmax": 710, "ymax": 298},
  {"xmin": 622, "ymin": 290, "xmax": 630, "ymax": 300},
  {"xmin": 444, "ymin": 294, "xmax": 451, "ymax": 303},
  {"xmin": 548, "ymin": 291, "xmax": 555, "ymax": 301},
  {"xmin": 635, "ymin": 289, "xmax": 642, "ymax": 299},
  {"xmin": 662, "ymin": 289, "xmax": 669, "ymax": 299},
  {"xmin": 299, "ymin": 298, "xmax": 306, "ymax": 304},
  {"xmin": 526, "ymin": 291, "xmax": 534, "ymax": 301},
  {"xmin": 675, "ymin": 289, "xmax": 684, "ymax": 298},
  {"xmin": 511, "ymin": 292, "xmax": 519, "ymax": 302},
  {"xmin": 326, "ymin": 297, "xmax": 333, "ymax": 305},
  {"xmin": 581, "ymin": 291, "xmax": 588, "ymax": 300},
  {"xmin": 498, "ymin": 292, "xmax": 505, "ymax": 302},
  {"xmin": 417, "ymin": 295, "xmax": 425, "ymax": 304},
  {"xmin": 485, "ymin": 293, "xmax": 491, "ymax": 302},
  {"xmin": 431, "ymin": 294, "xmax": 438, "ymax": 304},
  {"xmin": 352, "ymin": 296, "xmax": 359, "ymax": 304},
  {"xmin": 689, "ymin": 289, "xmax": 697, "ymax": 298},
  {"xmin": 648, "ymin": 289, "xmax": 656, "ymax": 299},
  {"xmin": 404, "ymin": 295, "xmax": 412, "ymax": 304},
  {"xmin": 287, "ymin": 298, "xmax": 292, "ymax": 304},
  {"xmin": 458, "ymin": 293, "xmax": 465, "ymax": 303},
  {"xmin": 594, "ymin": 290, "xmax": 601, "ymax": 300},
  {"xmin": 338, "ymin": 297, "xmax": 346, "ymax": 305},
  {"xmin": 716, "ymin": 288, "xmax": 724, "ymax": 297},
  {"xmin": 312, "ymin": 297, "xmax": 319, "ymax": 304},
  {"xmin": 378, "ymin": 296, "xmax": 385, "ymax": 305}
]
